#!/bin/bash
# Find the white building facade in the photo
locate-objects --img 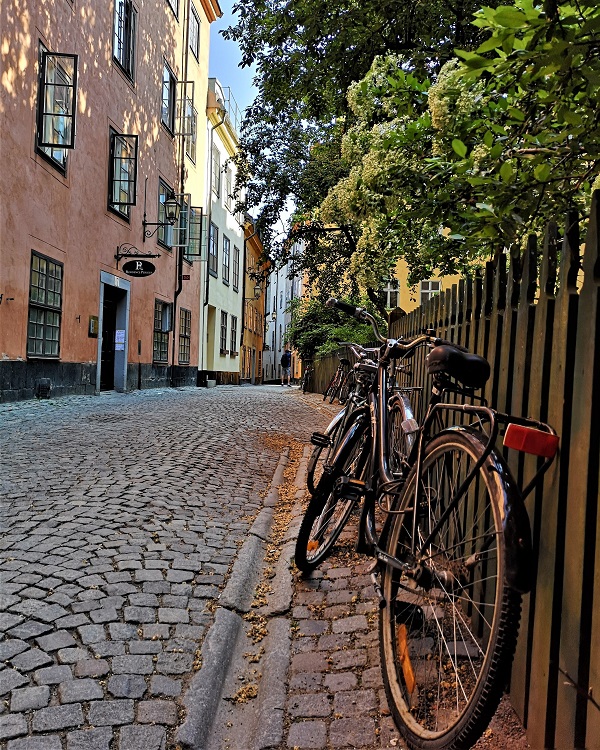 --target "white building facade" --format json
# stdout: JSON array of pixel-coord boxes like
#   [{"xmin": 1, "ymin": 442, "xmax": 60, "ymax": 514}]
[
  {"xmin": 197, "ymin": 79, "xmax": 245, "ymax": 384},
  {"xmin": 263, "ymin": 241, "xmax": 304, "ymax": 383}
]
